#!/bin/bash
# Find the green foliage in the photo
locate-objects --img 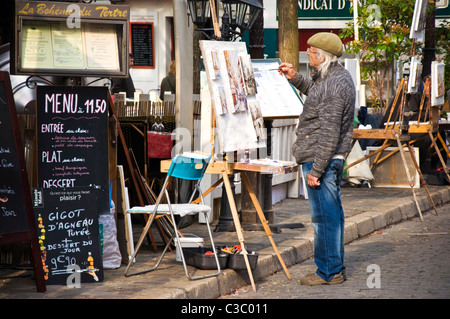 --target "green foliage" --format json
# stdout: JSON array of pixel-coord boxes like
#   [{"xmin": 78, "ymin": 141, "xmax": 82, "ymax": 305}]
[
  {"xmin": 340, "ymin": 0, "xmax": 416, "ymax": 108},
  {"xmin": 340, "ymin": 1, "xmax": 449, "ymax": 108}
]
